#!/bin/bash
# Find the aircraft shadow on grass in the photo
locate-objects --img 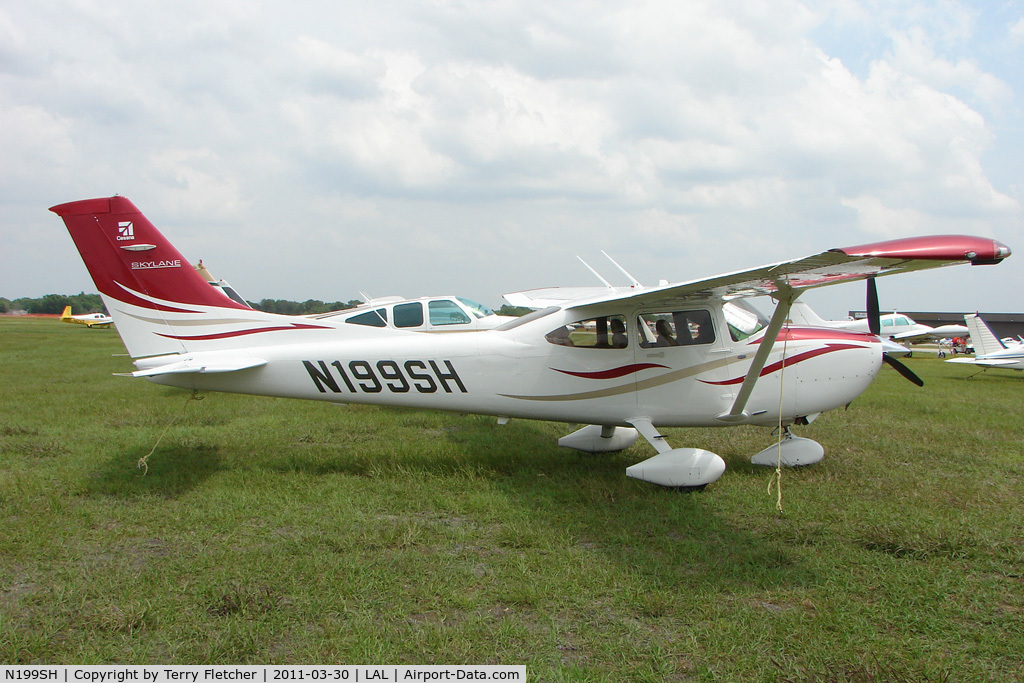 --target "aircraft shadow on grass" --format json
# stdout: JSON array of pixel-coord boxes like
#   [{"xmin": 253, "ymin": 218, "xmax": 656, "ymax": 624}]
[
  {"xmin": 85, "ymin": 441, "xmax": 223, "ymax": 499},
  {"xmin": 249, "ymin": 413, "xmax": 817, "ymax": 592},
  {"xmin": 78, "ymin": 408, "xmax": 813, "ymax": 591}
]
